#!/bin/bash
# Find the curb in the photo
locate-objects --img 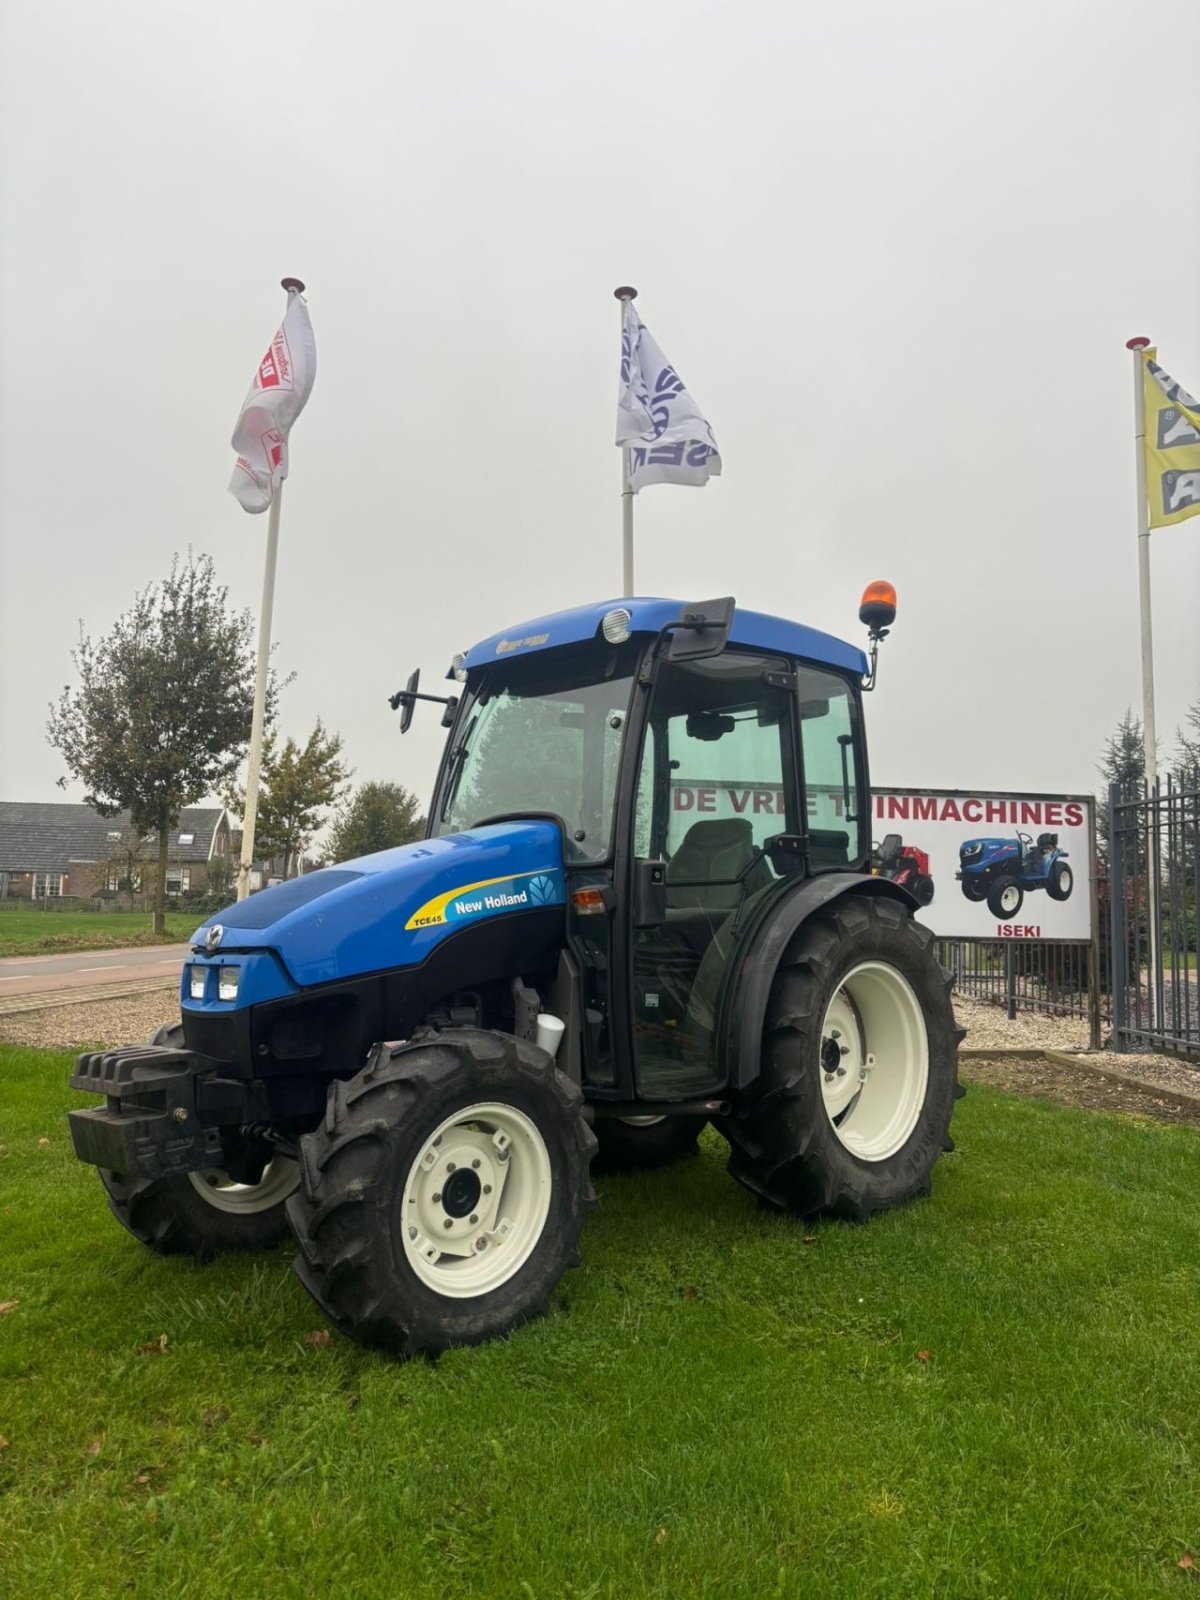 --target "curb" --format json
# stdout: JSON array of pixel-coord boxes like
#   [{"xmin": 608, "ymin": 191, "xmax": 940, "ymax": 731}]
[
  {"xmin": 1040, "ymin": 1047, "xmax": 1200, "ymax": 1113},
  {"xmin": 0, "ymin": 978, "xmax": 177, "ymax": 1018},
  {"xmin": 958, "ymin": 1048, "xmax": 1047, "ymax": 1060}
]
